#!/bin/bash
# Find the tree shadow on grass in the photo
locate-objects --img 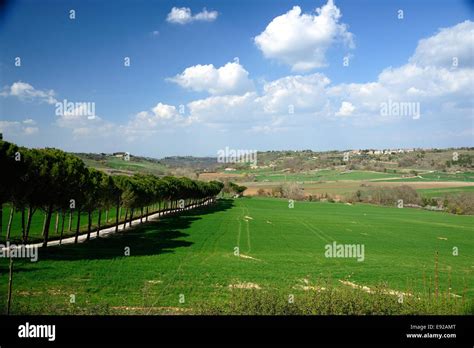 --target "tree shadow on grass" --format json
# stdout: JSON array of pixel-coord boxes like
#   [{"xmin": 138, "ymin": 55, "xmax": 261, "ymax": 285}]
[{"xmin": 35, "ymin": 199, "xmax": 235, "ymax": 262}]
